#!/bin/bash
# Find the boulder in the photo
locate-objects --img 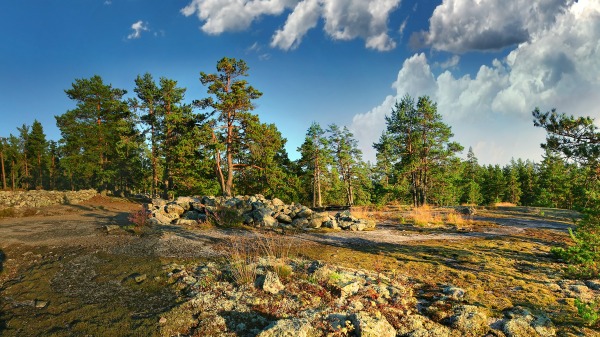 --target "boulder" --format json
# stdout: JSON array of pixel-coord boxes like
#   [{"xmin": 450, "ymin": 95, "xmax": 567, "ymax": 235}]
[
  {"xmin": 261, "ymin": 271, "xmax": 284, "ymax": 294},
  {"xmin": 449, "ymin": 305, "xmax": 488, "ymax": 336},
  {"xmin": 276, "ymin": 213, "xmax": 293, "ymax": 224},
  {"xmin": 502, "ymin": 307, "xmax": 555, "ymax": 337},
  {"xmin": 308, "ymin": 213, "xmax": 329, "ymax": 229},
  {"xmin": 442, "ymin": 286, "xmax": 466, "ymax": 300},
  {"xmin": 350, "ymin": 312, "xmax": 396, "ymax": 337},
  {"xmin": 165, "ymin": 204, "xmax": 185, "ymax": 216},
  {"xmin": 258, "ymin": 318, "xmax": 315, "ymax": 337}
]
